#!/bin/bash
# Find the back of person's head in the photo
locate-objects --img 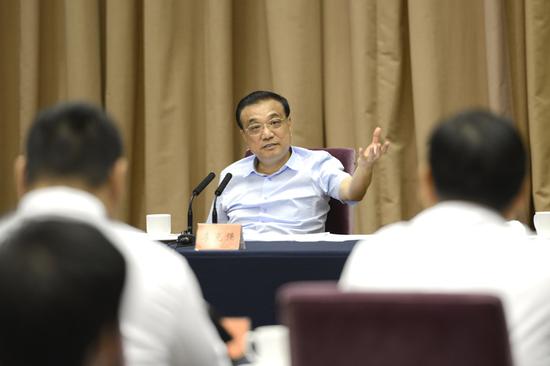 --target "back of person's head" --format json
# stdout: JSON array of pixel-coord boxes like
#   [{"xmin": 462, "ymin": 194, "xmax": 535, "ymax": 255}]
[
  {"xmin": 0, "ymin": 219, "xmax": 126, "ymax": 366},
  {"xmin": 235, "ymin": 90, "xmax": 290, "ymax": 129},
  {"xmin": 25, "ymin": 102, "xmax": 123, "ymax": 188},
  {"xmin": 428, "ymin": 109, "xmax": 526, "ymax": 212}
]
